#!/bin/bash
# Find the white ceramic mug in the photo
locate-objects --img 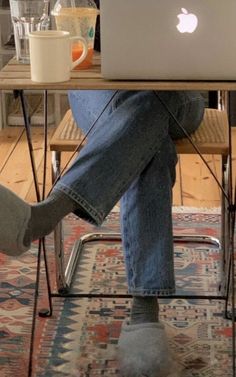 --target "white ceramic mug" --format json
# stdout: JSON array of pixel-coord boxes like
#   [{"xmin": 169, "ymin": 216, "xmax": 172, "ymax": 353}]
[{"xmin": 28, "ymin": 30, "xmax": 88, "ymax": 83}]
